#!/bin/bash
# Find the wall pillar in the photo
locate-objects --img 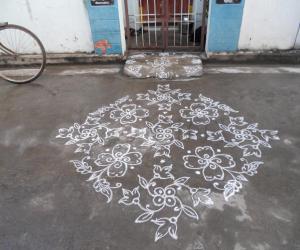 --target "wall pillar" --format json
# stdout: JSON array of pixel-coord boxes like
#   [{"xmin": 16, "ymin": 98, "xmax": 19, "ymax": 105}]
[
  {"xmin": 85, "ymin": 0, "xmax": 122, "ymax": 55},
  {"xmin": 206, "ymin": 0, "xmax": 245, "ymax": 53}
]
